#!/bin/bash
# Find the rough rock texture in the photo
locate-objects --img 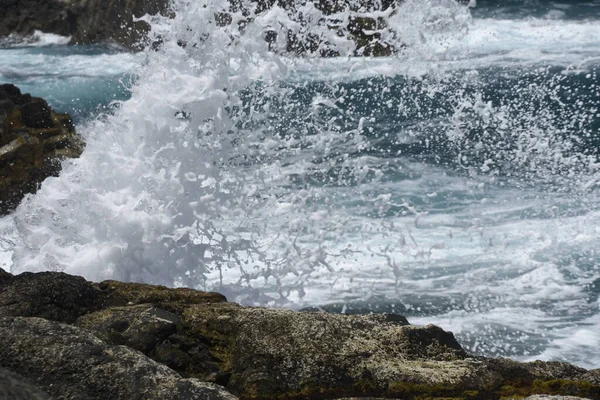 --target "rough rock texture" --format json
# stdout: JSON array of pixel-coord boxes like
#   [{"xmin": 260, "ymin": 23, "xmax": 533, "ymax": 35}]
[
  {"xmin": 0, "ymin": 266, "xmax": 12, "ymax": 285},
  {"xmin": 0, "ymin": 317, "xmax": 237, "ymax": 400},
  {"xmin": 0, "ymin": 84, "xmax": 83, "ymax": 215},
  {"xmin": 1, "ymin": 271, "xmax": 600, "ymax": 400},
  {"xmin": 0, "ymin": 367, "xmax": 51, "ymax": 400},
  {"xmin": 0, "ymin": 272, "xmax": 101, "ymax": 323},
  {"xmin": 0, "ymin": 0, "xmax": 396, "ymax": 54}
]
